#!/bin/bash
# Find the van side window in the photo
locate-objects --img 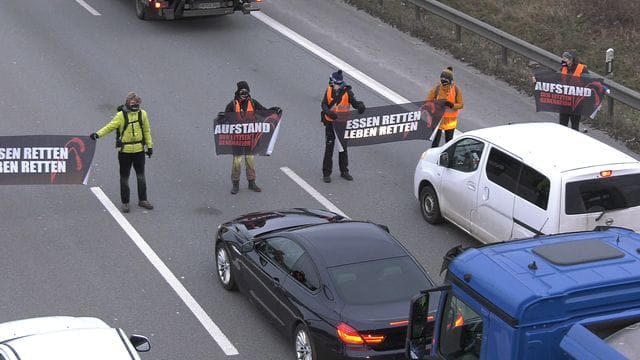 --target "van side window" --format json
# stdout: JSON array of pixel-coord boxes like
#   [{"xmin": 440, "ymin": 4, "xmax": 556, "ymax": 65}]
[
  {"xmin": 445, "ymin": 138, "xmax": 485, "ymax": 173},
  {"xmin": 486, "ymin": 148, "xmax": 522, "ymax": 193},
  {"xmin": 516, "ymin": 166, "xmax": 550, "ymax": 210},
  {"xmin": 439, "ymin": 294, "xmax": 483, "ymax": 359}
]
